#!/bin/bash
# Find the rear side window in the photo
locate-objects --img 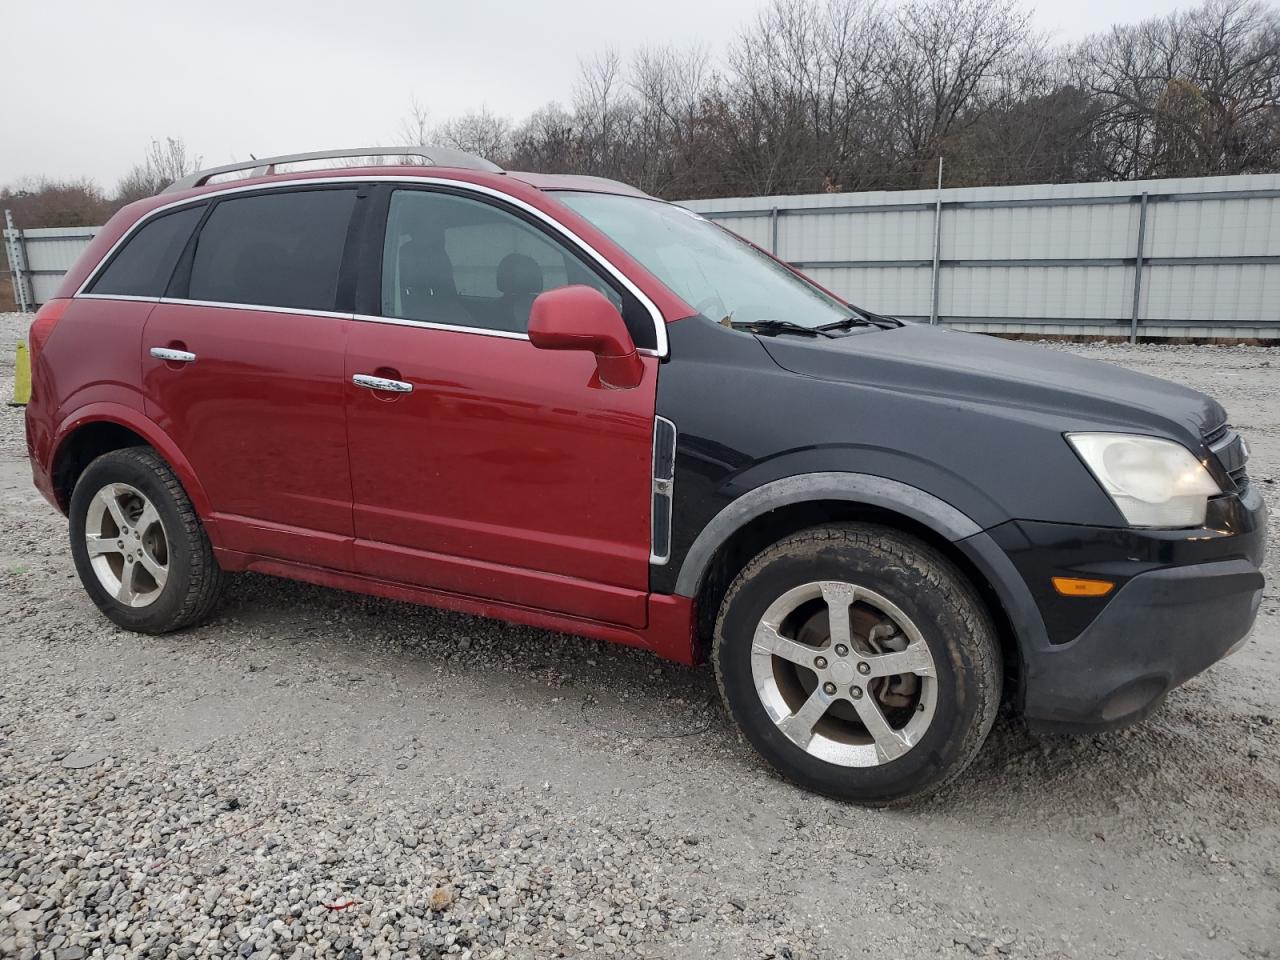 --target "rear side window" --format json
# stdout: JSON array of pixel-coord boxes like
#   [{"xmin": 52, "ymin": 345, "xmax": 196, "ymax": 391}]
[
  {"xmin": 87, "ymin": 206, "xmax": 203, "ymax": 297},
  {"xmin": 188, "ymin": 189, "xmax": 357, "ymax": 311}
]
